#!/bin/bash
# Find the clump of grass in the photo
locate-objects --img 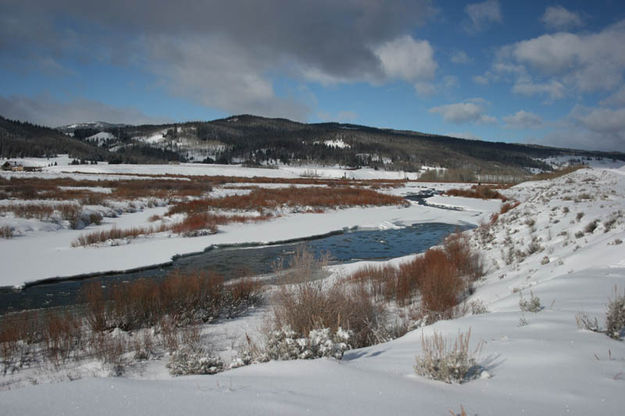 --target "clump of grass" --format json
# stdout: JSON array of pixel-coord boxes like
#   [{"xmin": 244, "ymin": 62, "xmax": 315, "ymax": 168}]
[
  {"xmin": 606, "ymin": 287, "xmax": 625, "ymax": 340},
  {"xmin": 519, "ymin": 291, "xmax": 542, "ymax": 313},
  {"xmin": 414, "ymin": 329, "xmax": 483, "ymax": 384}
]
